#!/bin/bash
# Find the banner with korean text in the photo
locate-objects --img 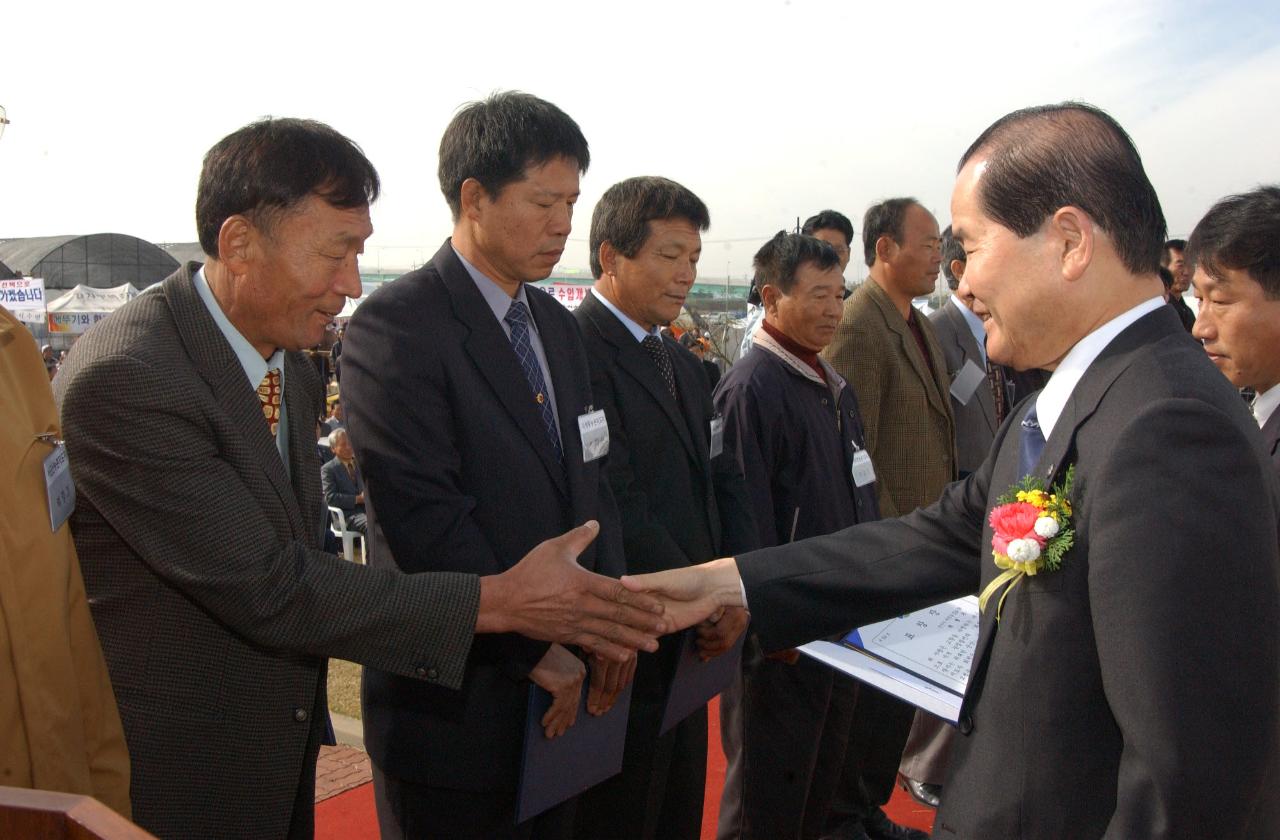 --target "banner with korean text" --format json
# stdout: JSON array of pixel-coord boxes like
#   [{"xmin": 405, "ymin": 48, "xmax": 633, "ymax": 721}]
[{"xmin": 0, "ymin": 277, "xmax": 47, "ymax": 325}]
